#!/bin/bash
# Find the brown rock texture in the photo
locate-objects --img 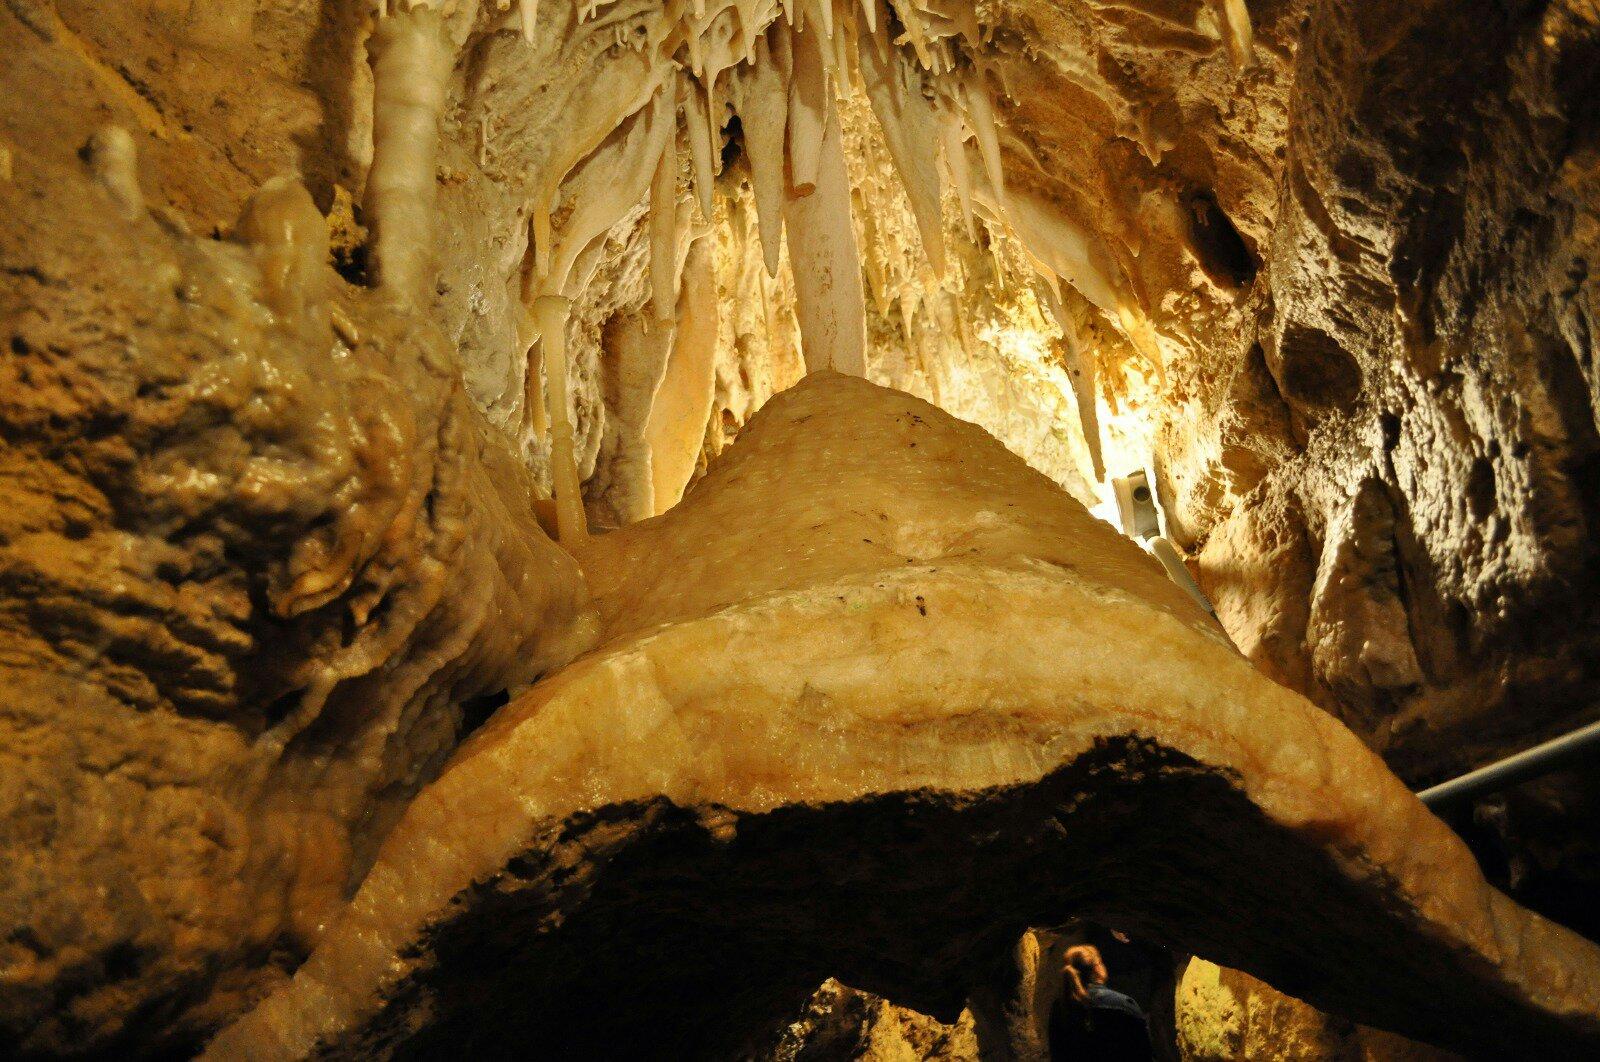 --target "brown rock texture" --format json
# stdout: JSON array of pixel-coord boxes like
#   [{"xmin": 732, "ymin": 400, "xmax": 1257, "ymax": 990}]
[
  {"xmin": 4, "ymin": 0, "xmax": 1600, "ymax": 1056},
  {"xmin": 205, "ymin": 376, "xmax": 1600, "ymax": 1060},
  {"xmin": 0, "ymin": 120, "xmax": 595, "ymax": 1057}
]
